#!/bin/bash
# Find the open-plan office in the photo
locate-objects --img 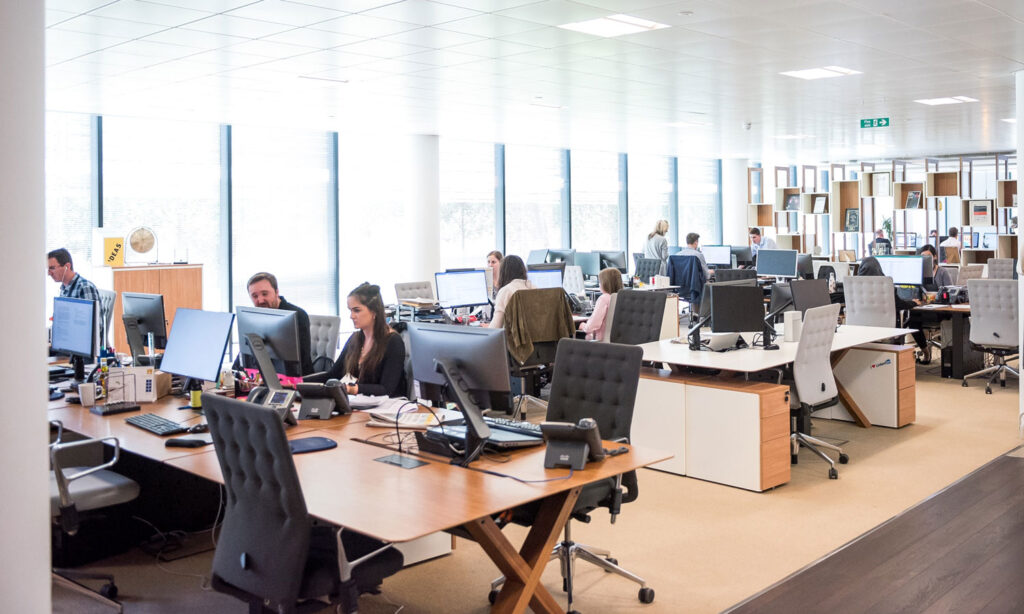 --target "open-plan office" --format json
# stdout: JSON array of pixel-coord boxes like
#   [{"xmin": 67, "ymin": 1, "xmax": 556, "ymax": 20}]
[{"xmin": 6, "ymin": 1, "xmax": 1024, "ymax": 613}]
